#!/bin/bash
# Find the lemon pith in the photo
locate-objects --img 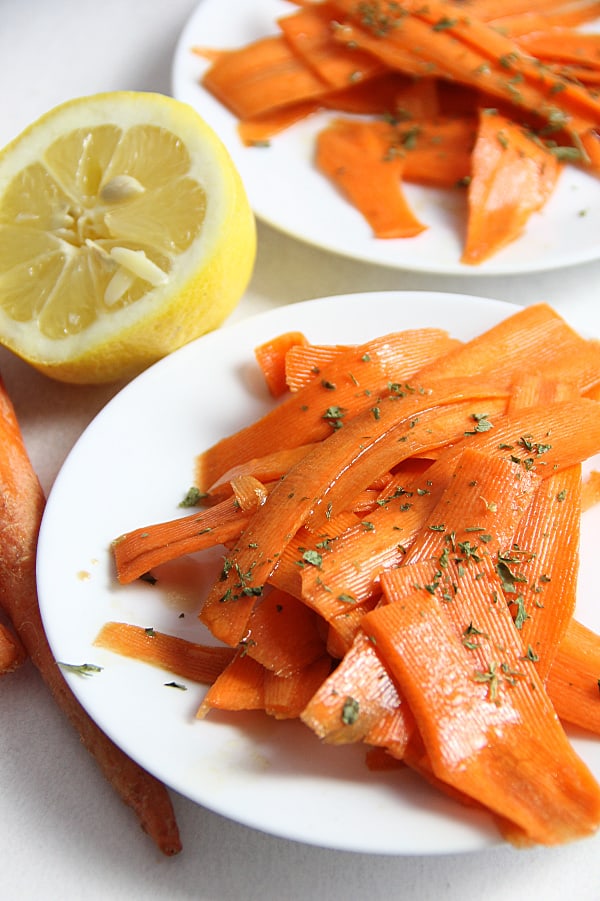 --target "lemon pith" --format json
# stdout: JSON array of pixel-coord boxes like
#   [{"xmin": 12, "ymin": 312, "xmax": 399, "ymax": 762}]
[{"xmin": 0, "ymin": 92, "xmax": 256, "ymax": 383}]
